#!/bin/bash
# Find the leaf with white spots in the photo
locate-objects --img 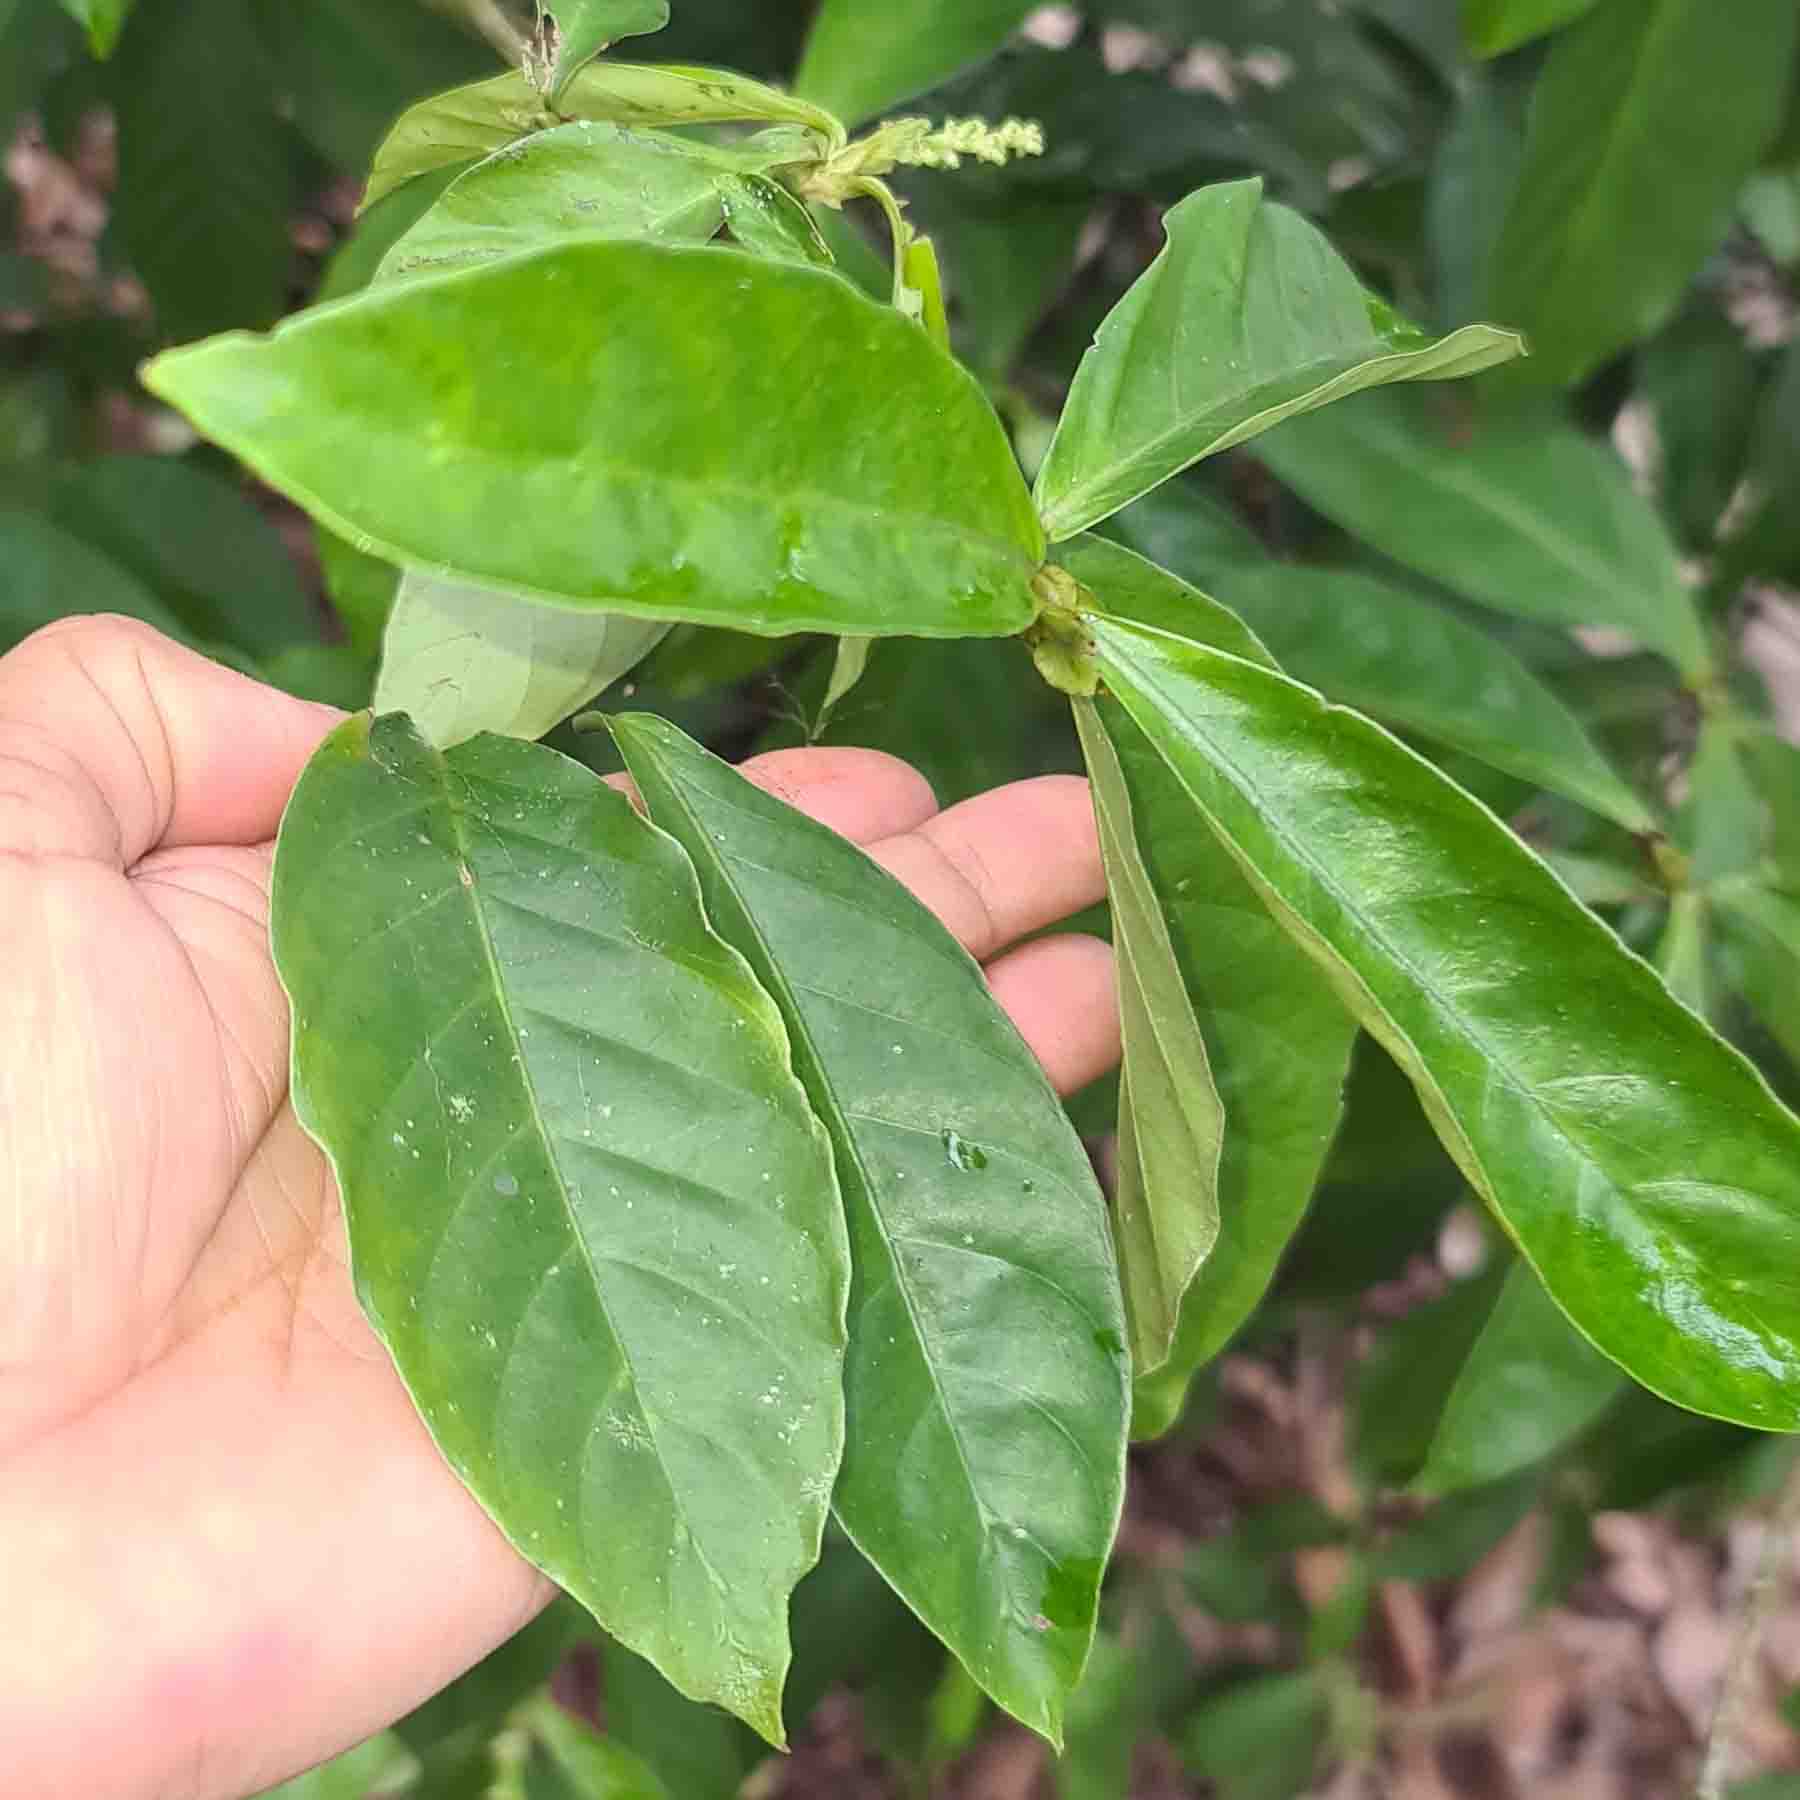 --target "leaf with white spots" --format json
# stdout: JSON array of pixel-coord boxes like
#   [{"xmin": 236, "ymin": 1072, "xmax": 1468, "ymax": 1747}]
[{"xmin": 270, "ymin": 714, "xmax": 849, "ymax": 1742}]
